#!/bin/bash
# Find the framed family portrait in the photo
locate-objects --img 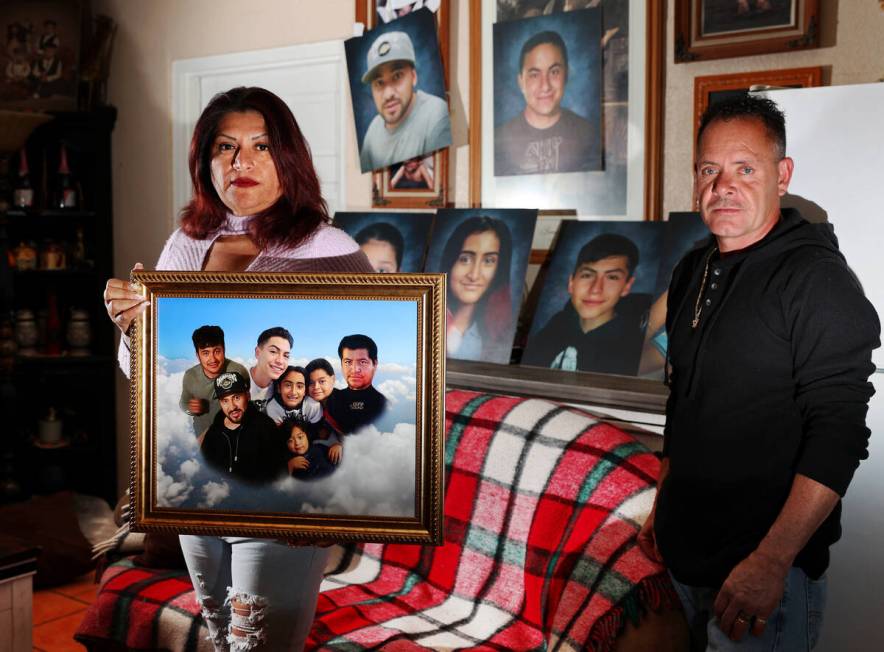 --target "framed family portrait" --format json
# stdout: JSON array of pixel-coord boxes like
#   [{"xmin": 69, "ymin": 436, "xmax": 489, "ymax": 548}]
[
  {"xmin": 470, "ymin": 1, "xmax": 665, "ymax": 221},
  {"xmin": 128, "ymin": 271, "xmax": 445, "ymax": 544},
  {"xmin": 1, "ymin": 0, "xmax": 83, "ymax": 110},
  {"xmin": 692, "ymin": 66, "xmax": 822, "ymax": 151},
  {"xmin": 674, "ymin": 0, "xmax": 820, "ymax": 62},
  {"xmin": 354, "ymin": 1, "xmax": 451, "ymax": 209}
]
